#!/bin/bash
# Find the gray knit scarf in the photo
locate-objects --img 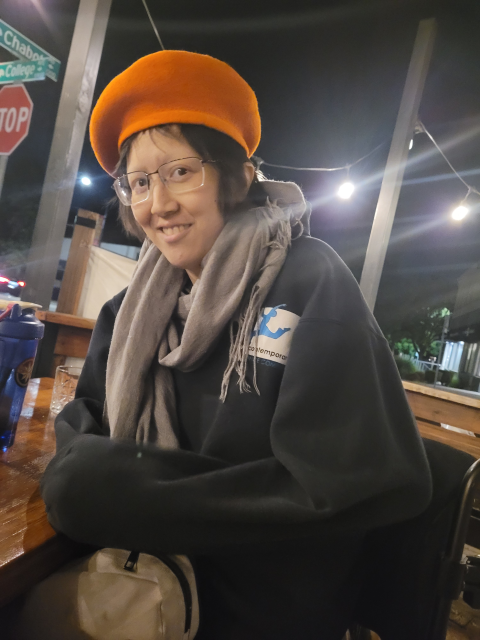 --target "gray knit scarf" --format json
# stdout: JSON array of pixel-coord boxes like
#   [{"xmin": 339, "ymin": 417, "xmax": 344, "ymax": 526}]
[{"xmin": 104, "ymin": 181, "xmax": 307, "ymax": 447}]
